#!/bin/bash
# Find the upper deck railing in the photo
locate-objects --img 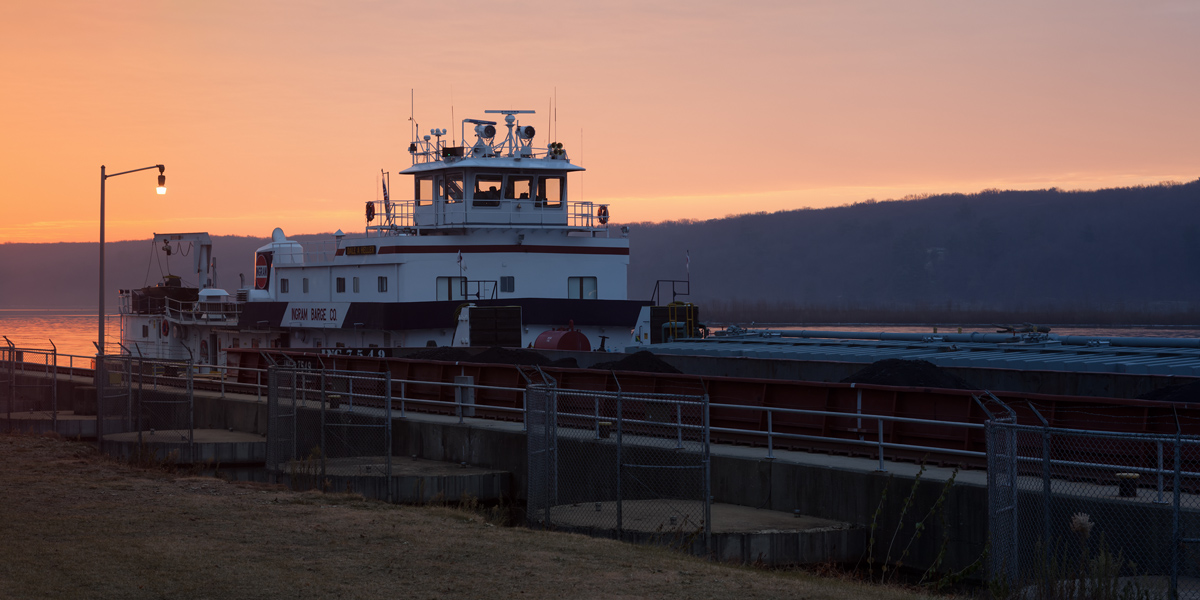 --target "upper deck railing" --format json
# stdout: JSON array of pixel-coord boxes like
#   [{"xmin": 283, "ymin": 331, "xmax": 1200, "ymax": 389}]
[
  {"xmin": 118, "ymin": 291, "xmax": 241, "ymax": 324},
  {"xmin": 365, "ymin": 198, "xmax": 610, "ymax": 236}
]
